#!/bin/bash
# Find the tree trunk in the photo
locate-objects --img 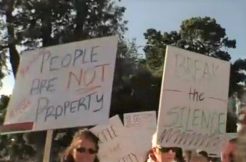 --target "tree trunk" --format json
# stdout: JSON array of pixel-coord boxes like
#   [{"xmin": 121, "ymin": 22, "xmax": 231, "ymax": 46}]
[
  {"xmin": 4, "ymin": 0, "xmax": 20, "ymax": 77},
  {"xmin": 74, "ymin": 0, "xmax": 88, "ymax": 41}
]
